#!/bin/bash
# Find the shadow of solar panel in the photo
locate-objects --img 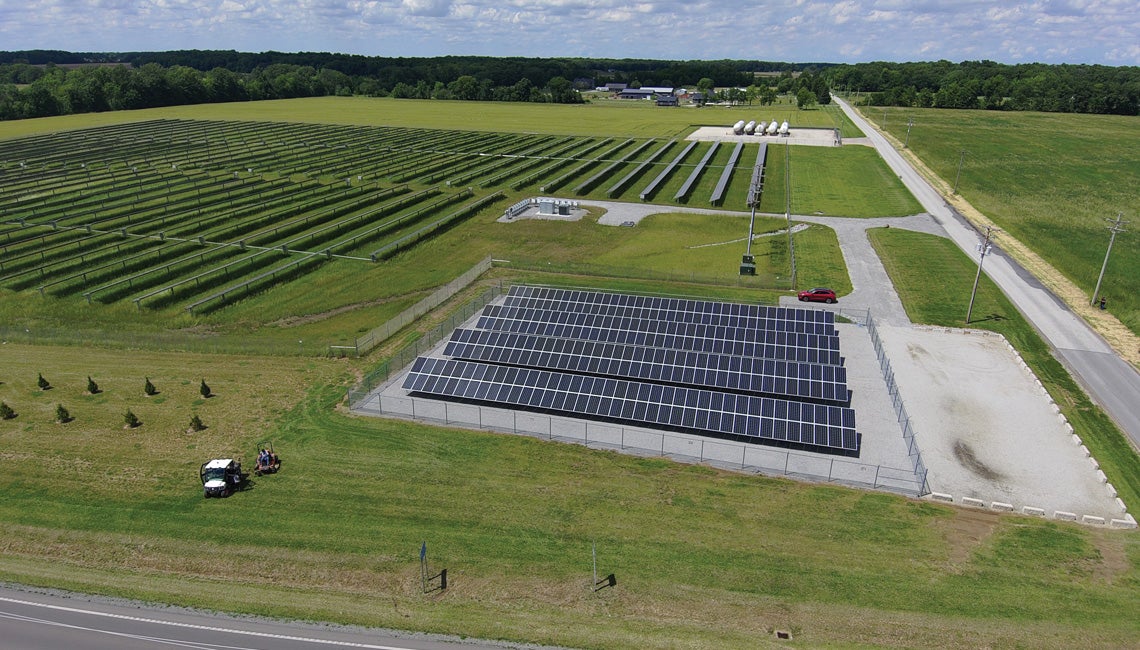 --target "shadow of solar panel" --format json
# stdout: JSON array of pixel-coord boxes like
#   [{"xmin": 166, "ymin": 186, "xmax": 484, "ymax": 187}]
[{"xmin": 402, "ymin": 357, "xmax": 859, "ymax": 454}]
